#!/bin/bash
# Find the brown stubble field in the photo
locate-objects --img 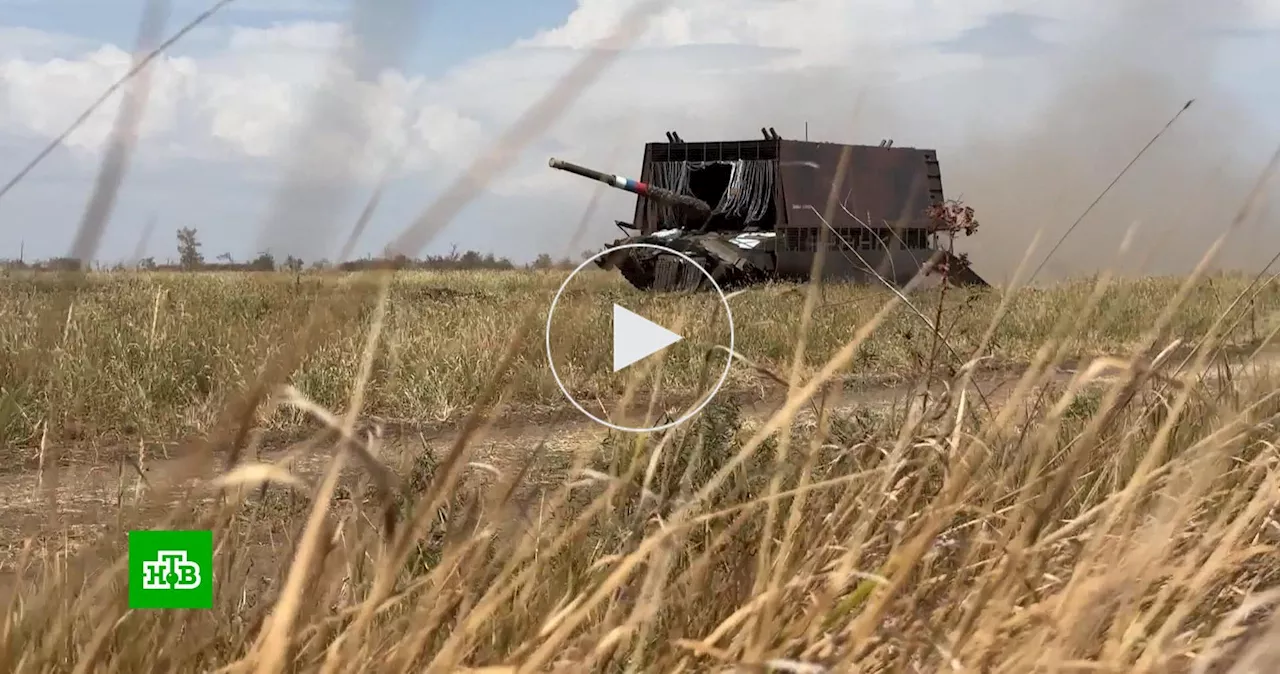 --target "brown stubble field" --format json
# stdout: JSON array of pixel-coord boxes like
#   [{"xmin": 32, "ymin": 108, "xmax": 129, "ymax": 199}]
[{"xmin": 4, "ymin": 267, "xmax": 1280, "ymax": 671}]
